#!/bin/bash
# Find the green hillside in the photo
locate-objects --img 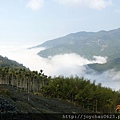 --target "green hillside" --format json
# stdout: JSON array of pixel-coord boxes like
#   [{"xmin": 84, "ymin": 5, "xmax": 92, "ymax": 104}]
[
  {"xmin": 0, "ymin": 55, "xmax": 26, "ymax": 69},
  {"xmin": 88, "ymin": 58, "xmax": 120, "ymax": 72},
  {"xmin": 0, "ymin": 67, "xmax": 120, "ymax": 114},
  {"xmin": 0, "ymin": 65, "xmax": 120, "ymax": 119},
  {"xmin": 0, "ymin": 84, "xmax": 91, "ymax": 120},
  {"xmin": 35, "ymin": 28, "xmax": 120, "ymax": 60}
]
